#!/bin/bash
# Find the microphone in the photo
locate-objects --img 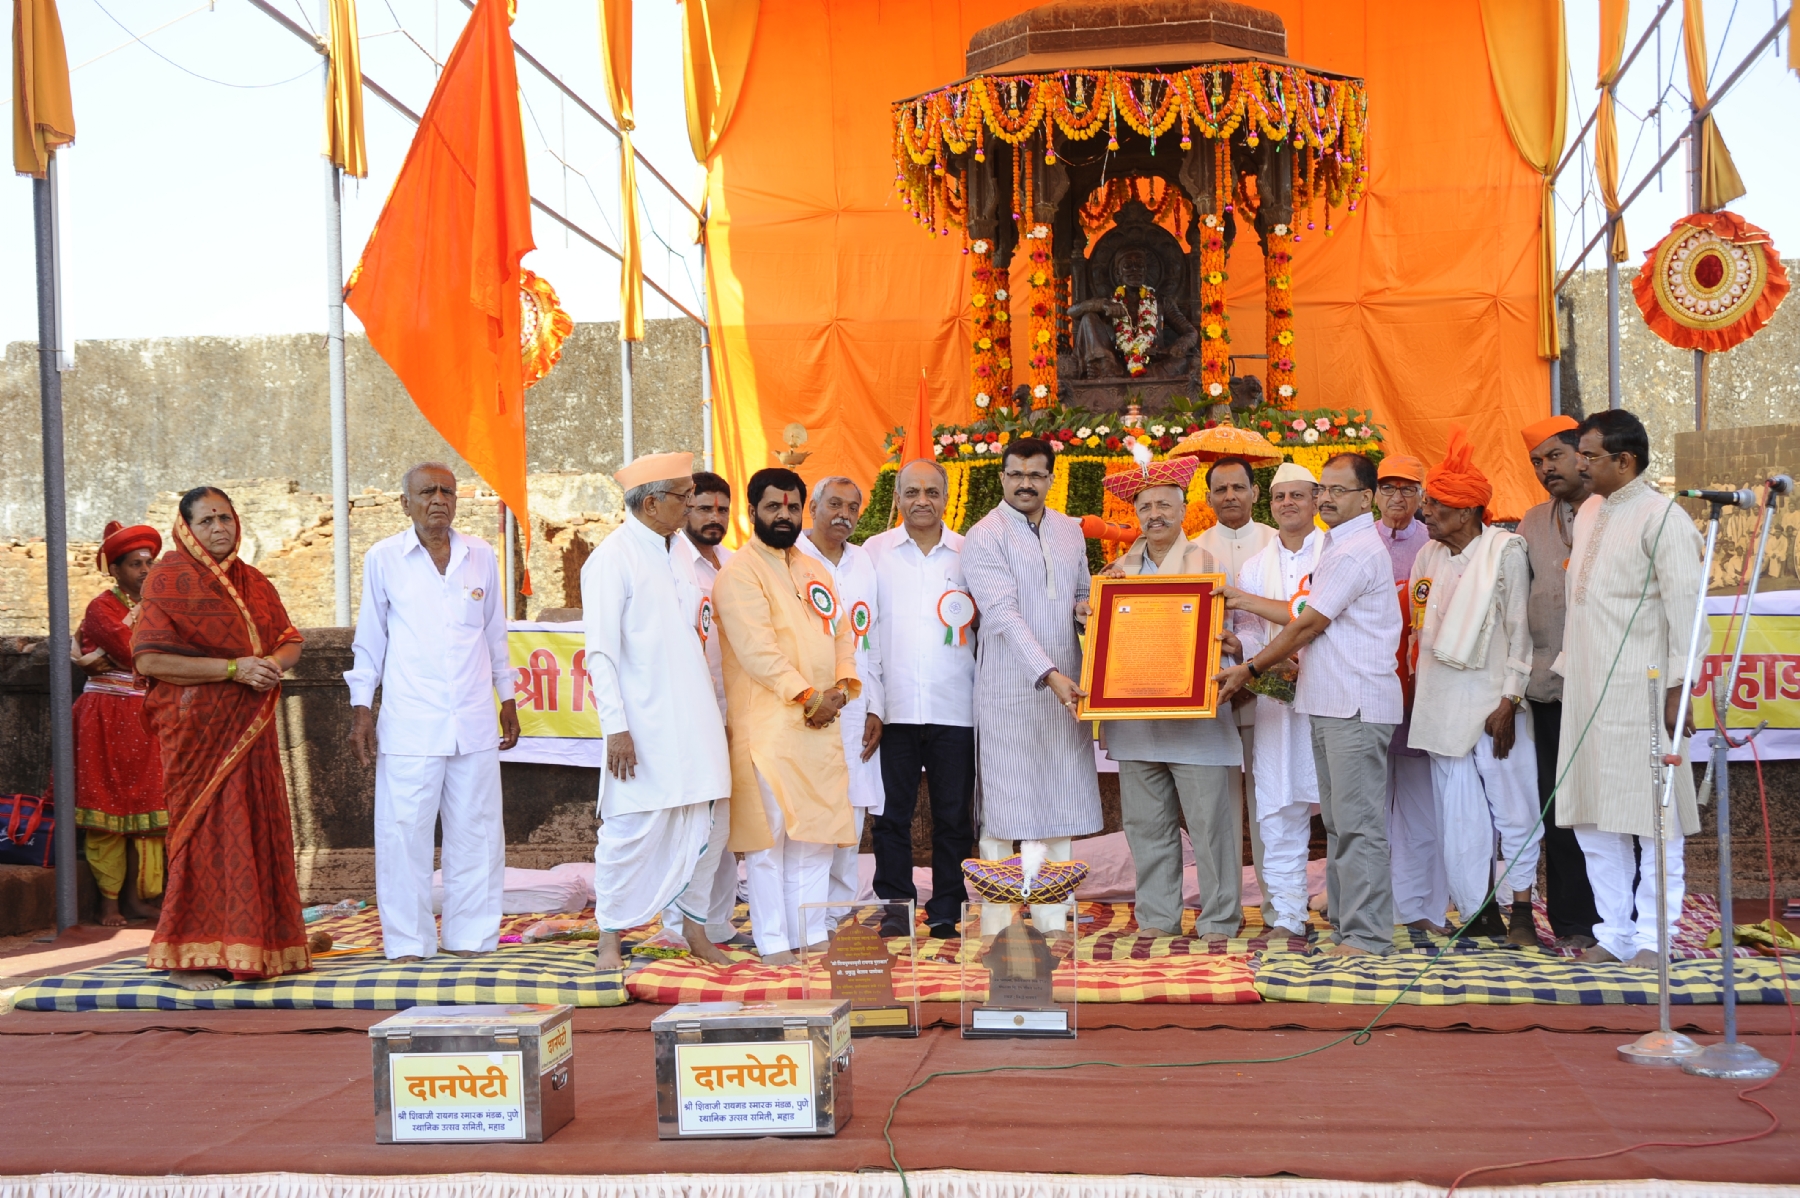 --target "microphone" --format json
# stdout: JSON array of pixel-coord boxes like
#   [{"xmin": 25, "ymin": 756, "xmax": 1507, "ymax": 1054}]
[
  {"xmin": 1678, "ymin": 488, "xmax": 1758, "ymax": 508},
  {"xmin": 1768, "ymin": 475, "xmax": 1794, "ymax": 497}
]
